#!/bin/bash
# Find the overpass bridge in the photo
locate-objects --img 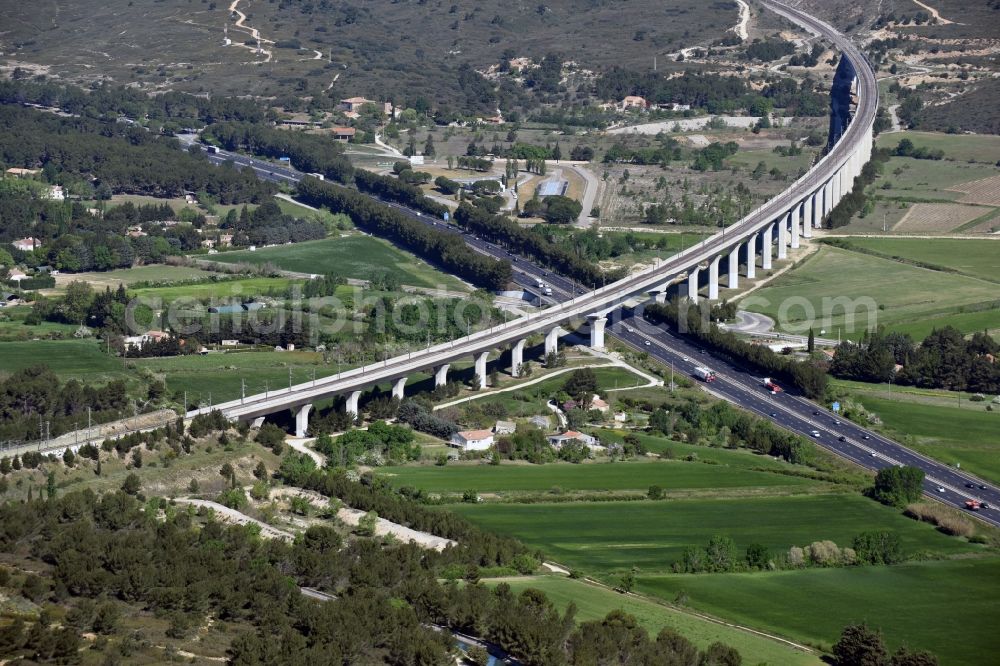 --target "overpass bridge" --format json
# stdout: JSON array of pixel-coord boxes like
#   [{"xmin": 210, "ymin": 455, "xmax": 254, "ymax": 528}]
[{"xmin": 188, "ymin": 0, "xmax": 877, "ymax": 437}]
